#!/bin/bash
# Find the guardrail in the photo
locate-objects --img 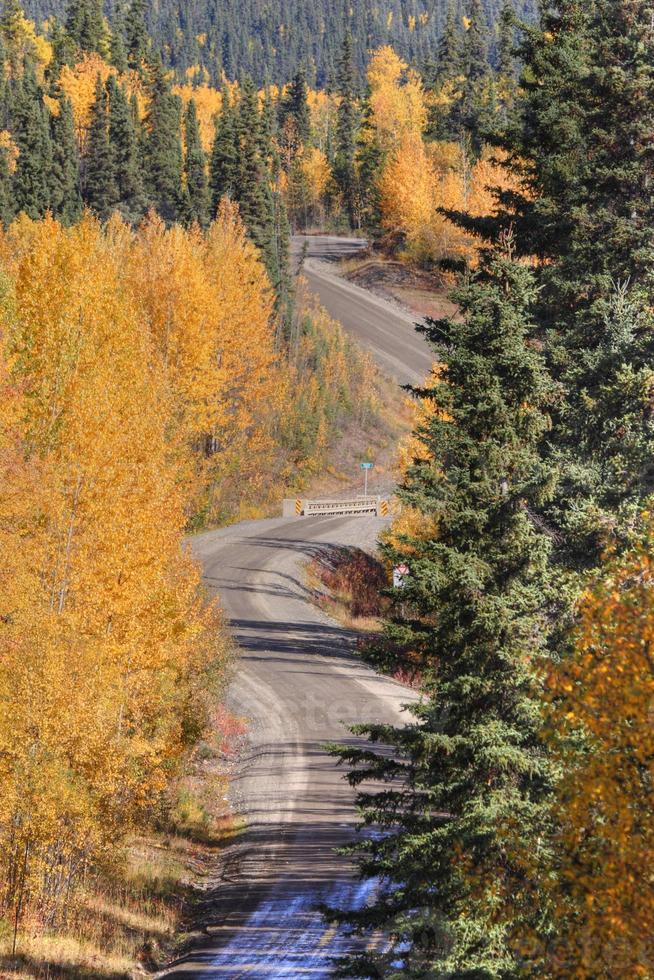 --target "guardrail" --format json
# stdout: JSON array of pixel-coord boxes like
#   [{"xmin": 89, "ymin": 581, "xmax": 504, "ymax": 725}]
[{"xmin": 283, "ymin": 496, "xmax": 390, "ymax": 518}]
